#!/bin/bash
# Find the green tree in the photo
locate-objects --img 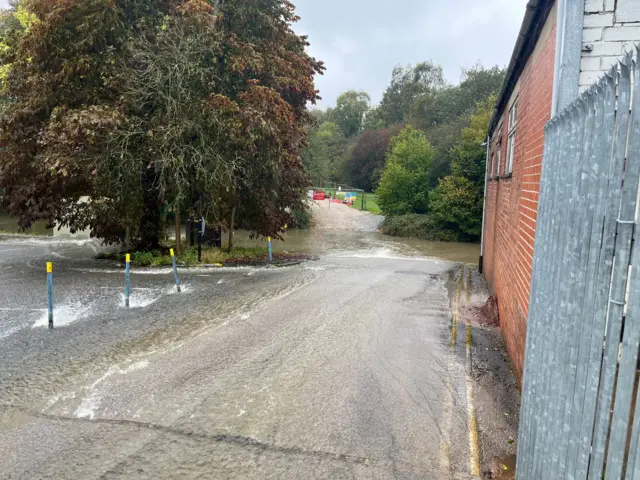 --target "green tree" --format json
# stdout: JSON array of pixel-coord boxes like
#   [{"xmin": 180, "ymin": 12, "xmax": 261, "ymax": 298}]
[
  {"xmin": 343, "ymin": 126, "xmax": 401, "ymax": 191},
  {"xmin": 412, "ymin": 65, "xmax": 505, "ymax": 128},
  {"xmin": 428, "ymin": 97, "xmax": 493, "ymax": 239},
  {"xmin": 428, "ymin": 176, "xmax": 481, "ymax": 238},
  {"xmin": 302, "ymin": 121, "xmax": 346, "ymax": 185},
  {"xmin": 449, "ymin": 95, "xmax": 494, "ymax": 184},
  {"xmin": 330, "ymin": 90, "xmax": 370, "ymax": 138},
  {"xmin": 376, "ymin": 125, "xmax": 435, "ymax": 215},
  {"xmin": 378, "ymin": 61, "xmax": 445, "ymax": 126}
]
